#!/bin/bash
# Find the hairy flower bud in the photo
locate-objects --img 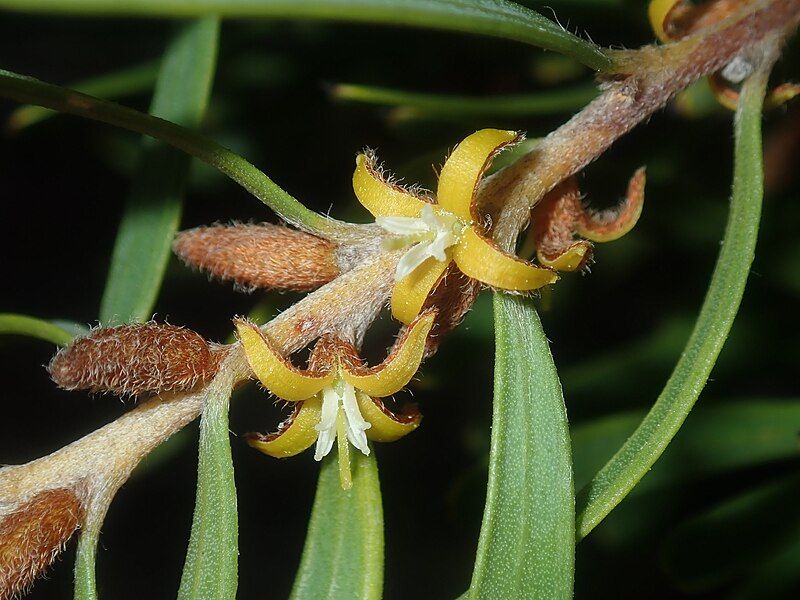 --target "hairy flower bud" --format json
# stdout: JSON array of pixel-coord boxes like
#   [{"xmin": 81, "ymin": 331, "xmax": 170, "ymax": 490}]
[
  {"xmin": 173, "ymin": 223, "xmax": 340, "ymax": 292},
  {"xmin": 48, "ymin": 323, "xmax": 223, "ymax": 396},
  {"xmin": 0, "ymin": 488, "xmax": 84, "ymax": 600}
]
